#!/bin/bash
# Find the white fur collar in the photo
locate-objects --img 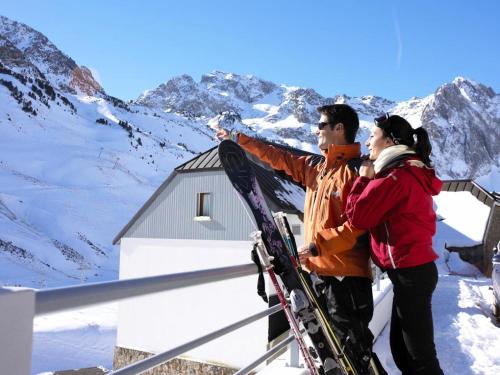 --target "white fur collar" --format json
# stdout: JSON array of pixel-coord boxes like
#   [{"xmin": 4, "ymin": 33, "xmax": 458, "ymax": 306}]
[{"xmin": 373, "ymin": 145, "xmax": 415, "ymax": 174}]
